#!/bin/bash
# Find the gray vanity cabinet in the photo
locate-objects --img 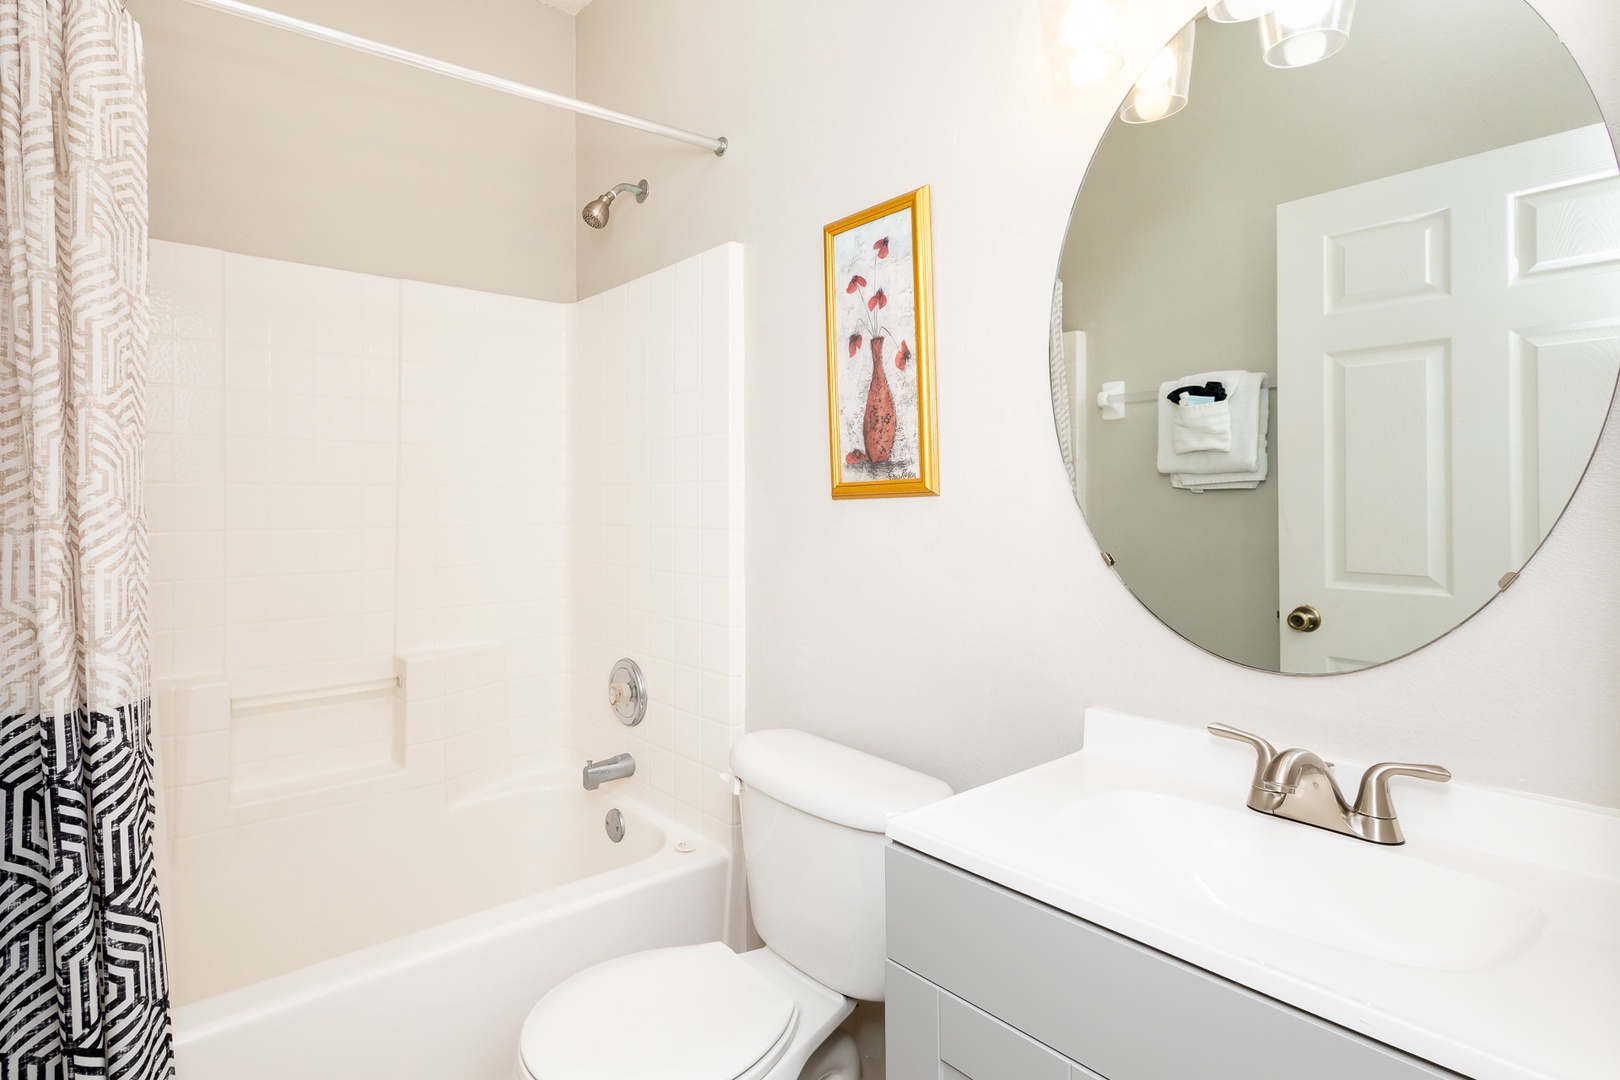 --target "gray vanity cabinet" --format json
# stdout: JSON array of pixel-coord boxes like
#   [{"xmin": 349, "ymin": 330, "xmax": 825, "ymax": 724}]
[{"xmin": 885, "ymin": 844, "xmax": 1467, "ymax": 1080}]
